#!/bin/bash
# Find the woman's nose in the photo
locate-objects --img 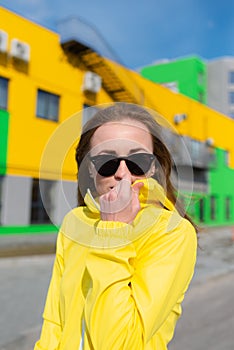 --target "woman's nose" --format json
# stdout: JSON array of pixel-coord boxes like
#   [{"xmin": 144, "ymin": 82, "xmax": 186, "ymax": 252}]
[{"xmin": 114, "ymin": 160, "xmax": 131, "ymax": 179}]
